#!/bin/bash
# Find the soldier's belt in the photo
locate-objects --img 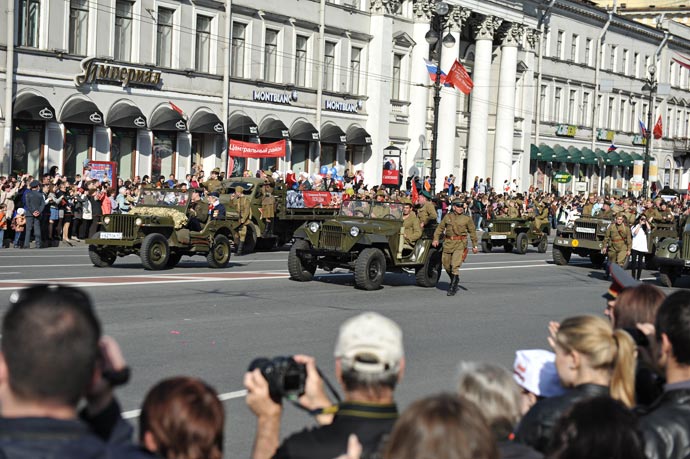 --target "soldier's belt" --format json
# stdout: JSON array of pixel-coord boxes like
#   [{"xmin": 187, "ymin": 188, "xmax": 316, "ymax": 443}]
[
  {"xmin": 611, "ymin": 238, "xmax": 624, "ymax": 242},
  {"xmin": 447, "ymin": 235, "xmax": 467, "ymax": 241}
]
